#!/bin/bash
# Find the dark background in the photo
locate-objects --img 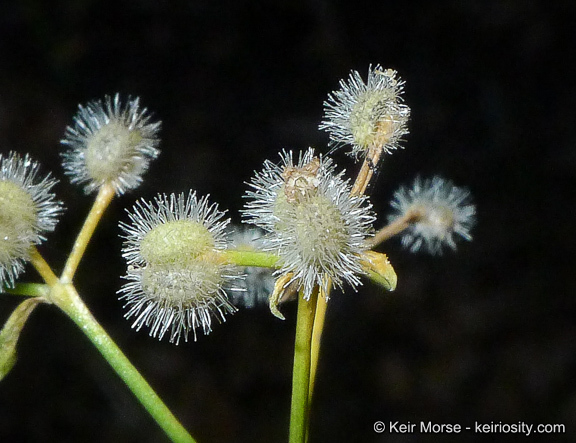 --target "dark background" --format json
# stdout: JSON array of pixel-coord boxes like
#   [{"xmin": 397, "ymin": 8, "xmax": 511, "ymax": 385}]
[{"xmin": 1, "ymin": 1, "xmax": 575, "ymax": 442}]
